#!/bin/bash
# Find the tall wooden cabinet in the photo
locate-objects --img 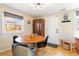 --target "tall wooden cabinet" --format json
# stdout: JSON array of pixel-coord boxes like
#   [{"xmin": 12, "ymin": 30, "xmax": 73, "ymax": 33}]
[
  {"xmin": 76, "ymin": 38, "xmax": 79, "ymax": 53},
  {"xmin": 33, "ymin": 19, "xmax": 45, "ymax": 36}
]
